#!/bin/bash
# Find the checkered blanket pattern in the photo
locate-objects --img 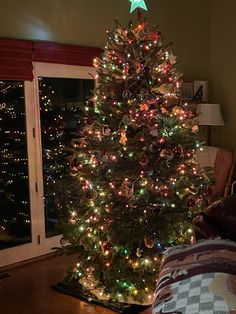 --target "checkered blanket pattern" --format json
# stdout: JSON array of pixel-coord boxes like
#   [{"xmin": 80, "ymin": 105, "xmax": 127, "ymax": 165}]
[
  {"xmin": 153, "ymin": 273, "xmax": 229, "ymax": 314},
  {"xmin": 152, "ymin": 239, "xmax": 236, "ymax": 314}
]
